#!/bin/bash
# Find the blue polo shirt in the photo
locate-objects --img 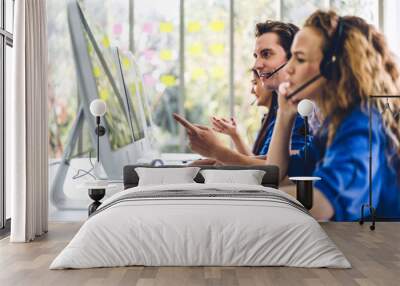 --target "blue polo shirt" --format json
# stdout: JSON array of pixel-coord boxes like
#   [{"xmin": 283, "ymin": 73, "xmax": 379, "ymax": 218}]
[
  {"xmin": 258, "ymin": 113, "xmax": 310, "ymax": 155},
  {"xmin": 288, "ymin": 106, "xmax": 400, "ymax": 221}
]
